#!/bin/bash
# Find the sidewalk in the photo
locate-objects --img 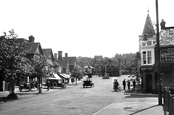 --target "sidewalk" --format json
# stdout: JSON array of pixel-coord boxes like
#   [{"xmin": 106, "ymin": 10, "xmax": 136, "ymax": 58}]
[{"xmin": 93, "ymin": 93, "xmax": 165, "ymax": 115}]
